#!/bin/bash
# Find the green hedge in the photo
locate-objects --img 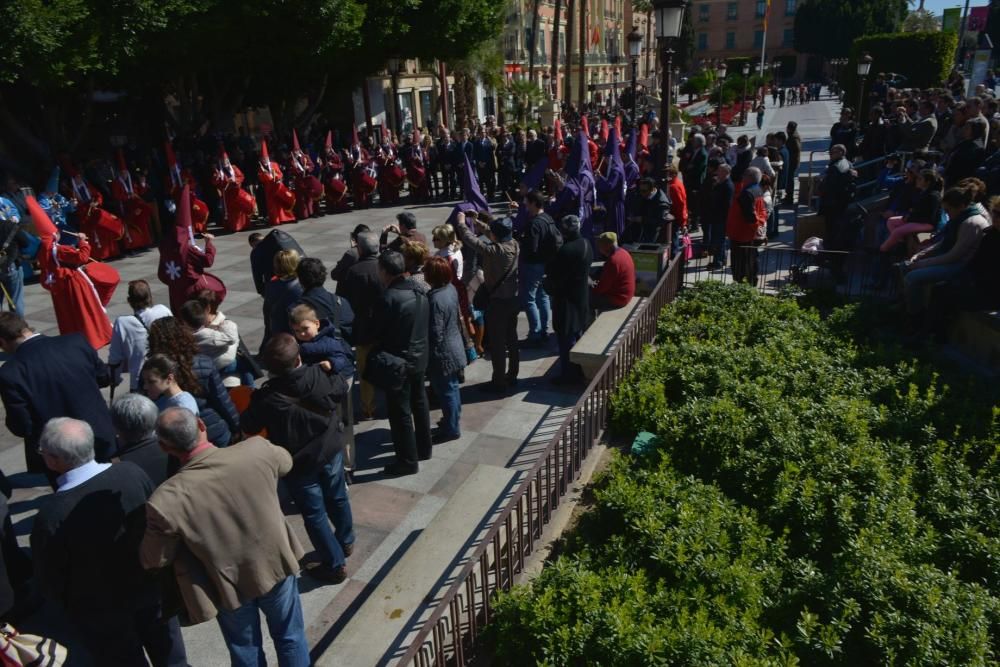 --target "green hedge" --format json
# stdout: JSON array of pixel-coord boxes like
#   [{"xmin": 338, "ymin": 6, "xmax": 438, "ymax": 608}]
[
  {"xmin": 489, "ymin": 283, "xmax": 1000, "ymax": 666},
  {"xmin": 842, "ymin": 30, "xmax": 958, "ymax": 116}
]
